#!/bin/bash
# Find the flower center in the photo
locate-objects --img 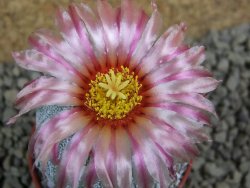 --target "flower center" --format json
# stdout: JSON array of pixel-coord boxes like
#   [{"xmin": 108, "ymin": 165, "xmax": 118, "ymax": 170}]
[{"xmin": 85, "ymin": 67, "xmax": 142, "ymax": 120}]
